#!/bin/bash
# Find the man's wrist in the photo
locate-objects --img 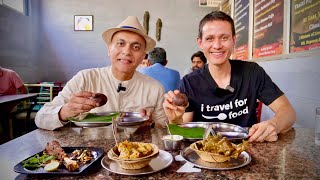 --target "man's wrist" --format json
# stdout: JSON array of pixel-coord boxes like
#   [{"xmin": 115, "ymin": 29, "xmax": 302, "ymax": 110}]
[
  {"xmin": 169, "ymin": 117, "xmax": 183, "ymax": 124},
  {"xmin": 58, "ymin": 106, "xmax": 69, "ymax": 121}
]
